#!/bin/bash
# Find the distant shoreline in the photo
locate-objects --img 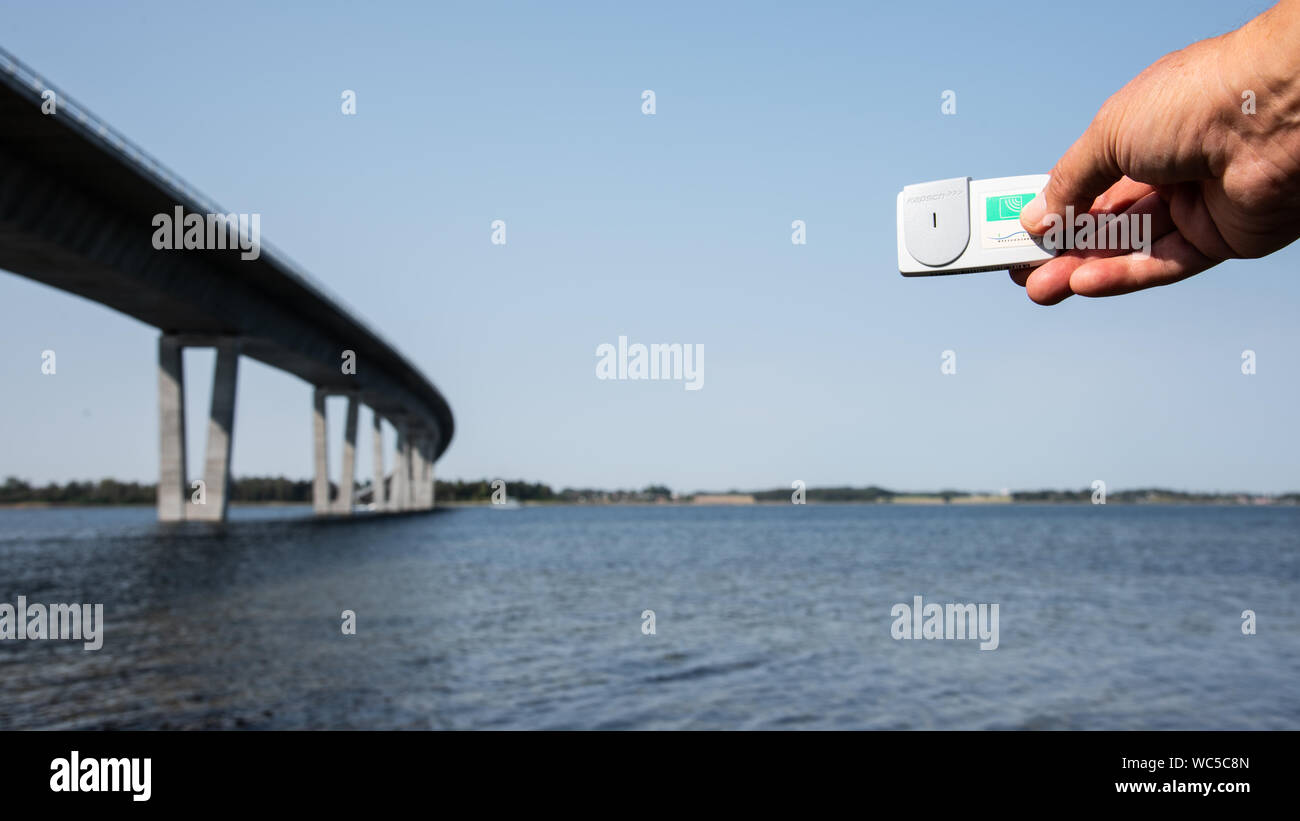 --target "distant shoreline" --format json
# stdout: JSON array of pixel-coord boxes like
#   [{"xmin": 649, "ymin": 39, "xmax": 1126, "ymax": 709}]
[
  {"xmin": 0, "ymin": 500, "xmax": 307, "ymax": 510},
  {"xmin": 4, "ymin": 498, "xmax": 1292, "ymax": 510},
  {"xmin": 3, "ymin": 476, "xmax": 1296, "ymax": 509},
  {"xmin": 437, "ymin": 497, "xmax": 1295, "ymax": 508}
]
